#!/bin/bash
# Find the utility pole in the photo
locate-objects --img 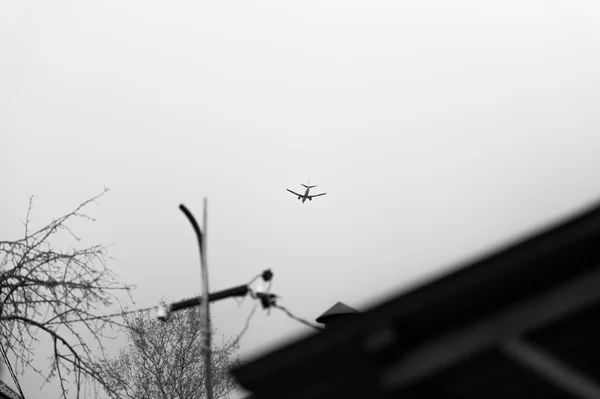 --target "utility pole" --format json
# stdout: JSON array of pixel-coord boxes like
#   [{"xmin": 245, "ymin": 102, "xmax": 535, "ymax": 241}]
[
  {"xmin": 200, "ymin": 198, "xmax": 213, "ymax": 399},
  {"xmin": 179, "ymin": 200, "xmax": 213, "ymax": 399}
]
